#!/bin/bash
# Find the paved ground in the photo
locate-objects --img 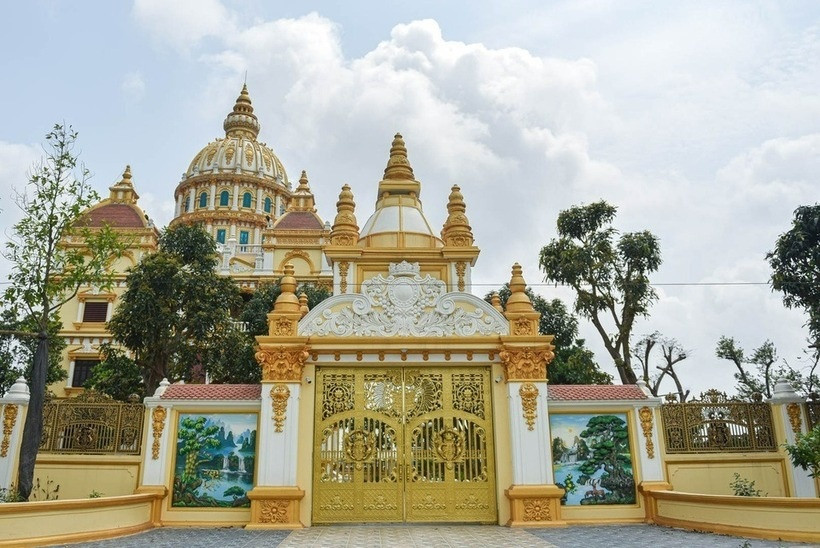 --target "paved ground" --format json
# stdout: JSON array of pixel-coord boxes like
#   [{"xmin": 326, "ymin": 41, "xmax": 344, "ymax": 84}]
[{"xmin": 67, "ymin": 524, "xmax": 818, "ymax": 548}]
